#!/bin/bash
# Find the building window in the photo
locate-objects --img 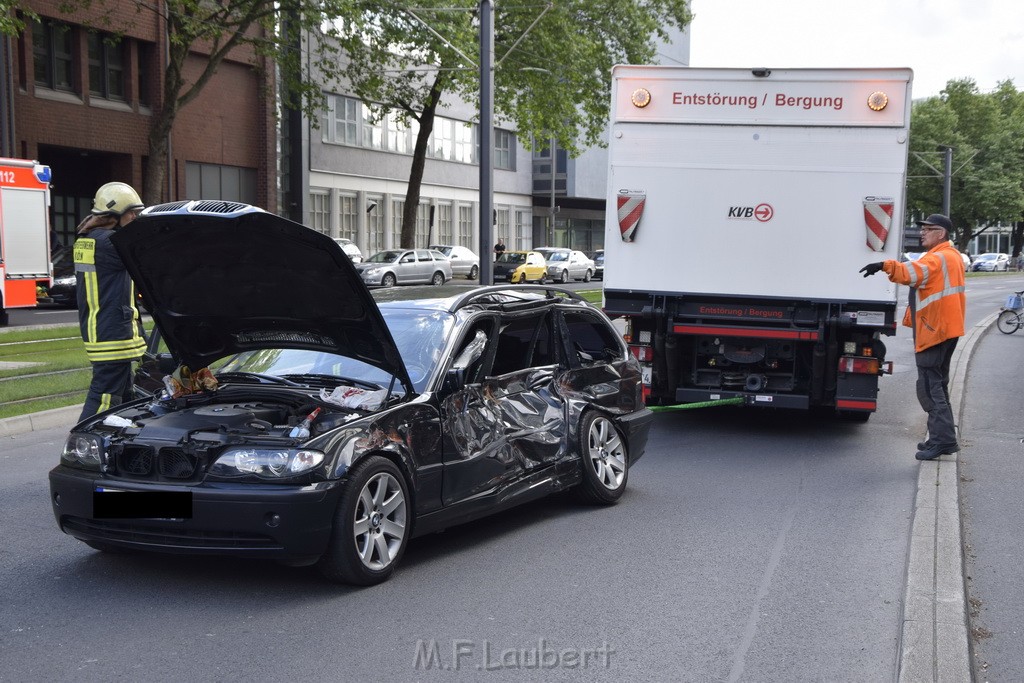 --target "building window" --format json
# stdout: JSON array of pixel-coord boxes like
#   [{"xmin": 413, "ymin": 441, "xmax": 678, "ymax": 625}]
[
  {"xmin": 307, "ymin": 191, "xmax": 330, "ymax": 234},
  {"xmin": 495, "ymin": 129, "xmax": 515, "ymax": 171},
  {"xmin": 415, "ymin": 202, "xmax": 431, "ymax": 247},
  {"xmin": 431, "ymin": 119, "xmax": 454, "ymax": 161},
  {"xmin": 516, "ymin": 209, "xmax": 531, "ymax": 251},
  {"xmin": 454, "ymin": 122, "xmax": 475, "ymax": 164},
  {"xmin": 323, "ymin": 94, "xmax": 358, "ymax": 145},
  {"xmin": 391, "ymin": 199, "xmax": 405, "ymax": 248},
  {"xmin": 437, "ymin": 202, "xmax": 453, "ymax": 244},
  {"xmin": 32, "ymin": 19, "xmax": 74, "ymax": 91},
  {"xmin": 339, "ymin": 194, "xmax": 357, "ymax": 241},
  {"xmin": 367, "ymin": 196, "xmax": 384, "ymax": 254},
  {"xmin": 496, "ymin": 207, "xmax": 511, "ymax": 246},
  {"xmin": 458, "ymin": 204, "xmax": 473, "ymax": 246},
  {"xmin": 137, "ymin": 42, "xmax": 154, "ymax": 106},
  {"xmin": 87, "ymin": 31, "xmax": 125, "ymax": 100},
  {"xmin": 361, "ymin": 104, "xmax": 383, "ymax": 149}
]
